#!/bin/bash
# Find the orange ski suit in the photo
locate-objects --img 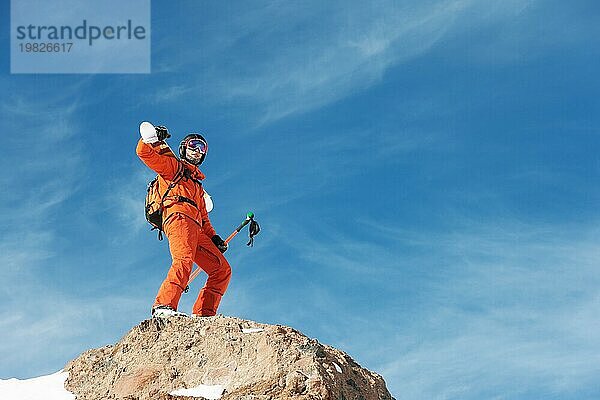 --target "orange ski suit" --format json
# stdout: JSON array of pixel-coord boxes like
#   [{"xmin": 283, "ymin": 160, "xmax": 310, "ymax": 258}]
[{"xmin": 136, "ymin": 139, "xmax": 231, "ymax": 316}]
